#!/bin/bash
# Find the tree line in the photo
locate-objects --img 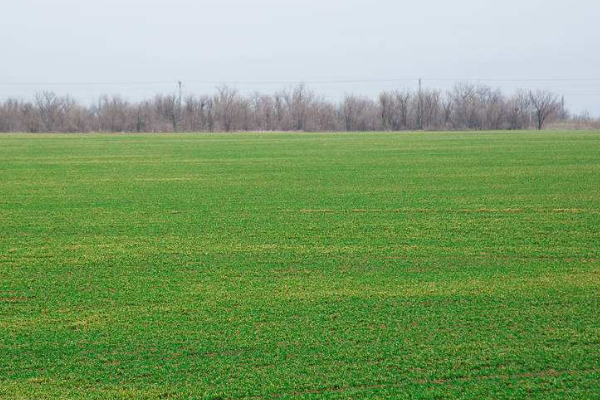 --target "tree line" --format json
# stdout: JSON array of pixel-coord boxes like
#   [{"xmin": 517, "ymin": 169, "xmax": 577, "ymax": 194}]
[{"xmin": 0, "ymin": 83, "xmax": 596, "ymax": 133}]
